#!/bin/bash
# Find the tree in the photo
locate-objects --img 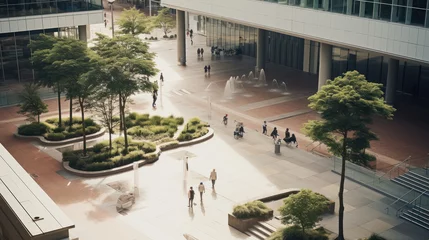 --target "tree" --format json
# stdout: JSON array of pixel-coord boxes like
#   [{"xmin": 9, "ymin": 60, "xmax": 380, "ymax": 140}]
[
  {"xmin": 117, "ymin": 7, "xmax": 153, "ymax": 36},
  {"xmin": 152, "ymin": 8, "xmax": 176, "ymax": 37},
  {"xmin": 17, "ymin": 83, "xmax": 48, "ymax": 123},
  {"xmin": 92, "ymin": 34, "xmax": 157, "ymax": 153},
  {"xmin": 279, "ymin": 190, "xmax": 328, "ymax": 235},
  {"xmin": 303, "ymin": 71, "xmax": 395, "ymax": 240}
]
